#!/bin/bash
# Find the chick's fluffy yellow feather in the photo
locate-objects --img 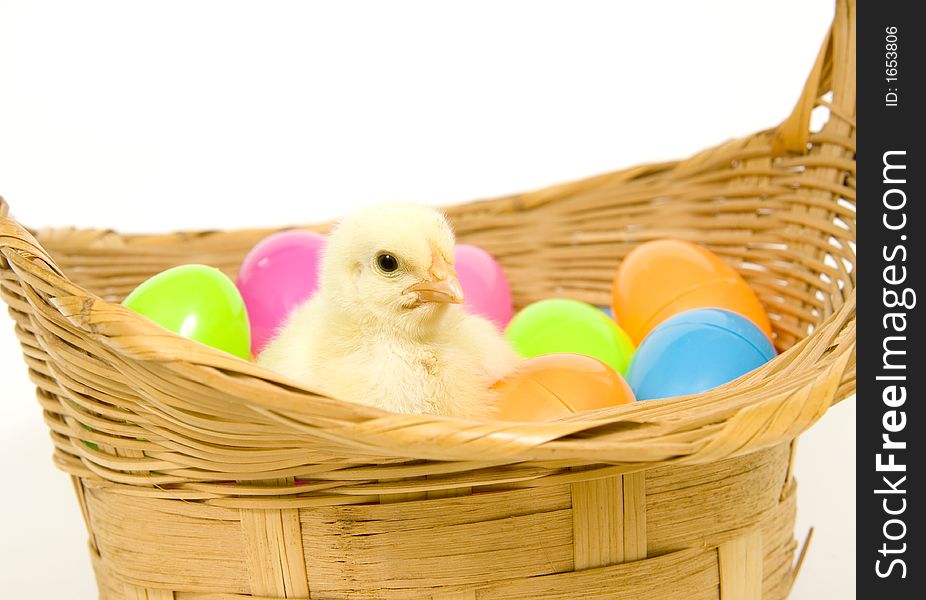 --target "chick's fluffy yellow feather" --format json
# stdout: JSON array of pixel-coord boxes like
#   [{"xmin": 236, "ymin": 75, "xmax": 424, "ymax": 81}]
[{"xmin": 258, "ymin": 203, "xmax": 518, "ymax": 417}]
